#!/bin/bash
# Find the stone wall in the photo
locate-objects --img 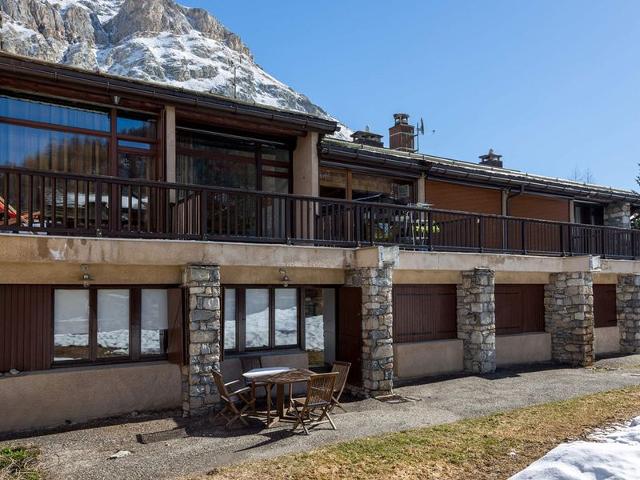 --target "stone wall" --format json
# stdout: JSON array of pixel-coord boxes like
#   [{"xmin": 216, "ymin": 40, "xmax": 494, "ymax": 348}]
[
  {"xmin": 456, "ymin": 268, "xmax": 496, "ymax": 374},
  {"xmin": 617, "ymin": 274, "xmax": 640, "ymax": 353},
  {"xmin": 182, "ymin": 264, "xmax": 221, "ymax": 416},
  {"xmin": 346, "ymin": 266, "xmax": 394, "ymax": 397},
  {"xmin": 545, "ymin": 272, "xmax": 594, "ymax": 366},
  {"xmin": 604, "ymin": 201, "xmax": 631, "ymax": 229}
]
